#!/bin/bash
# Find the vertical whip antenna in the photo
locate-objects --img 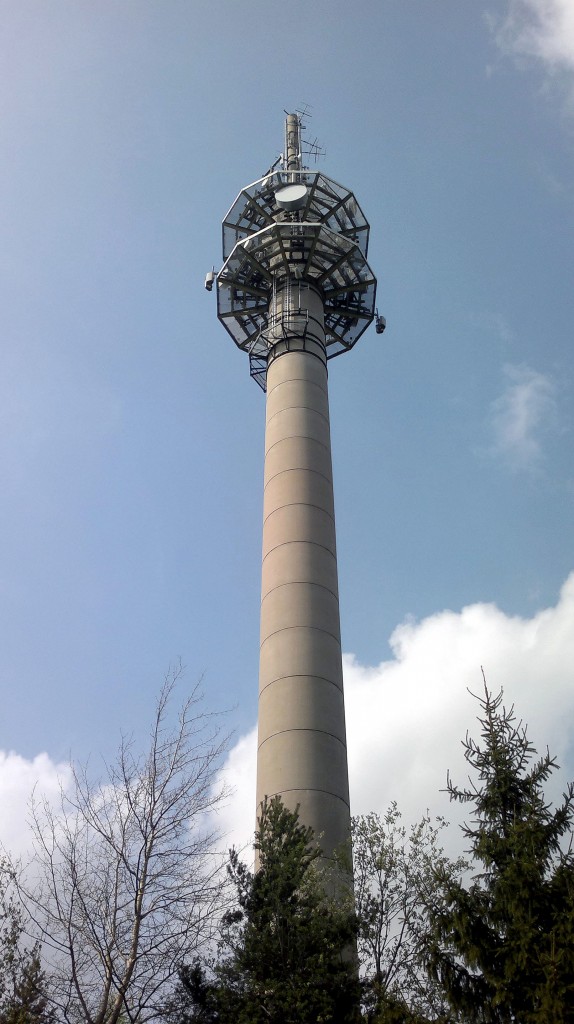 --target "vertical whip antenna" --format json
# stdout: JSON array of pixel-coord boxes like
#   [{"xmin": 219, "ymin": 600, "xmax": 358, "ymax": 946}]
[{"xmin": 284, "ymin": 112, "xmax": 302, "ymax": 175}]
